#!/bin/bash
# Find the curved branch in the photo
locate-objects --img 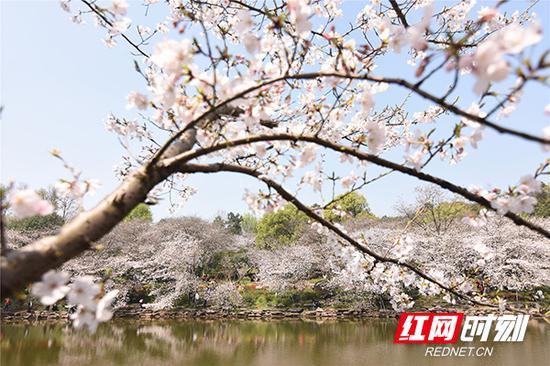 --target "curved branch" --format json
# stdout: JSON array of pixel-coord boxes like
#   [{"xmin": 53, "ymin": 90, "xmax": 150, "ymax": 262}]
[
  {"xmin": 80, "ymin": 0, "xmax": 150, "ymax": 58},
  {"xmin": 0, "ymin": 116, "xmax": 201, "ymax": 299},
  {"xmin": 154, "ymin": 73, "xmax": 549, "ymax": 163},
  {"xmin": 163, "ymin": 133, "xmax": 550, "ymax": 239},
  {"xmin": 389, "ymin": 0, "xmax": 409, "ymax": 28},
  {"xmin": 179, "ymin": 162, "xmax": 500, "ymax": 309}
]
